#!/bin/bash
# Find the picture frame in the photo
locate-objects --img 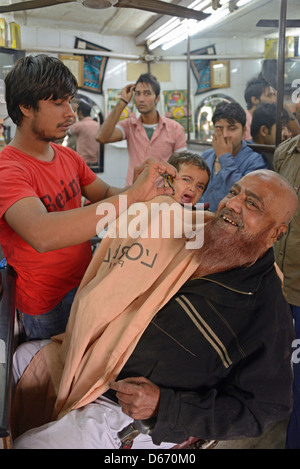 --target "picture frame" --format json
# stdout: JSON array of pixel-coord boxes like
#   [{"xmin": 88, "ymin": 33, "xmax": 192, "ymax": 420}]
[
  {"xmin": 74, "ymin": 37, "xmax": 111, "ymax": 94},
  {"xmin": 210, "ymin": 60, "xmax": 230, "ymax": 89},
  {"xmin": 189, "ymin": 45, "xmax": 216, "ymax": 95},
  {"xmin": 59, "ymin": 54, "xmax": 83, "ymax": 87},
  {"xmin": 106, "ymin": 89, "xmax": 137, "ymax": 120},
  {"xmin": 163, "ymin": 90, "xmax": 194, "ymax": 133}
]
